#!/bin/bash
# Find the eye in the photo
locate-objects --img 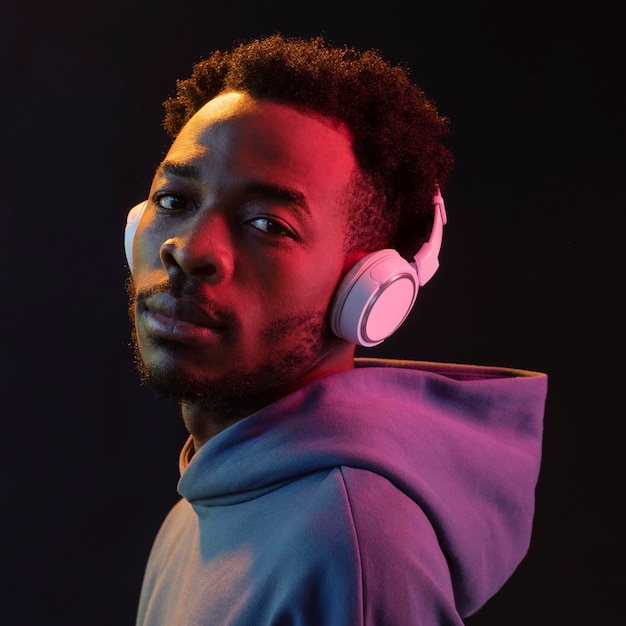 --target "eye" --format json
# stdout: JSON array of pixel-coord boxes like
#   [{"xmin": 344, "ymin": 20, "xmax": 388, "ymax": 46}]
[
  {"xmin": 154, "ymin": 193, "xmax": 190, "ymax": 211},
  {"xmin": 247, "ymin": 217, "xmax": 294, "ymax": 238}
]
